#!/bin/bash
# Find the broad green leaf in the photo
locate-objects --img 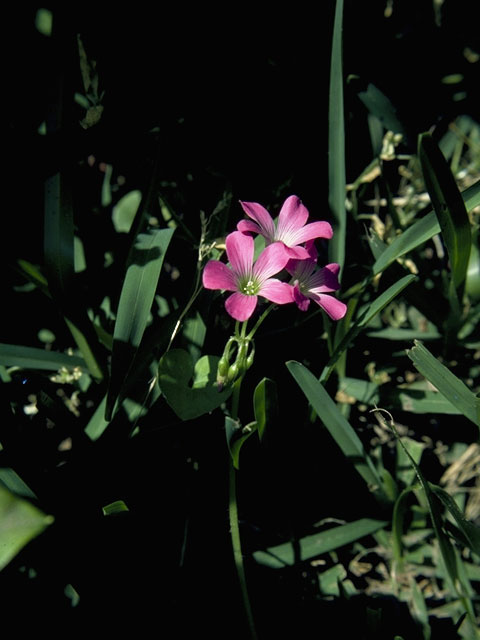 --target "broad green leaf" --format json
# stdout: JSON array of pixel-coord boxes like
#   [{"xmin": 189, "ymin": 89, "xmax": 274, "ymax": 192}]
[
  {"xmin": 328, "ymin": 0, "xmax": 346, "ymax": 273},
  {"xmin": 406, "ymin": 340, "xmax": 479, "ymax": 427},
  {"xmin": 106, "ymin": 228, "xmax": 174, "ymax": 420},
  {"xmin": 287, "ymin": 361, "xmax": 385, "ymax": 498},
  {"xmin": 418, "ymin": 132, "xmax": 471, "ymax": 293},
  {"xmin": 158, "ymin": 349, "xmax": 232, "ymax": 421},
  {"xmin": 253, "ymin": 518, "xmax": 388, "ymax": 568},
  {"xmin": 321, "ymin": 274, "xmax": 416, "ymax": 381},
  {"xmin": 0, "ymin": 485, "xmax": 54, "ymax": 571},
  {"xmin": 0, "ymin": 343, "xmax": 85, "ymax": 371}
]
